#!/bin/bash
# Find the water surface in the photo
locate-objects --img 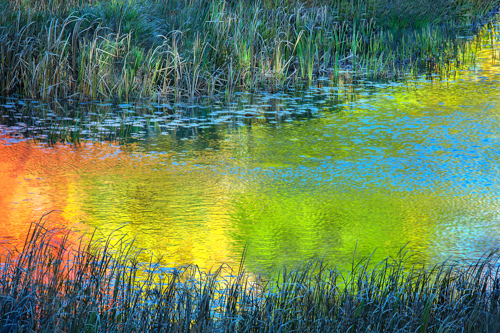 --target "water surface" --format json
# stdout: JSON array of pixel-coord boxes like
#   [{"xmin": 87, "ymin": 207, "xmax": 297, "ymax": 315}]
[{"xmin": 2, "ymin": 31, "xmax": 500, "ymax": 273}]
